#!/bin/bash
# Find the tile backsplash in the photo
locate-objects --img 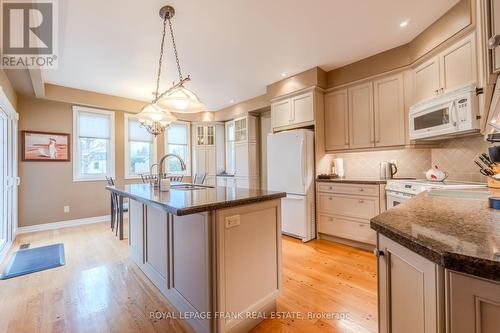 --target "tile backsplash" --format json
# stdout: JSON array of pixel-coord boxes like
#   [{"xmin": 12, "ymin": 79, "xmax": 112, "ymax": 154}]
[
  {"xmin": 328, "ymin": 135, "xmax": 491, "ymax": 182},
  {"xmin": 431, "ymin": 135, "xmax": 490, "ymax": 182},
  {"xmin": 332, "ymin": 149, "xmax": 431, "ymax": 179}
]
